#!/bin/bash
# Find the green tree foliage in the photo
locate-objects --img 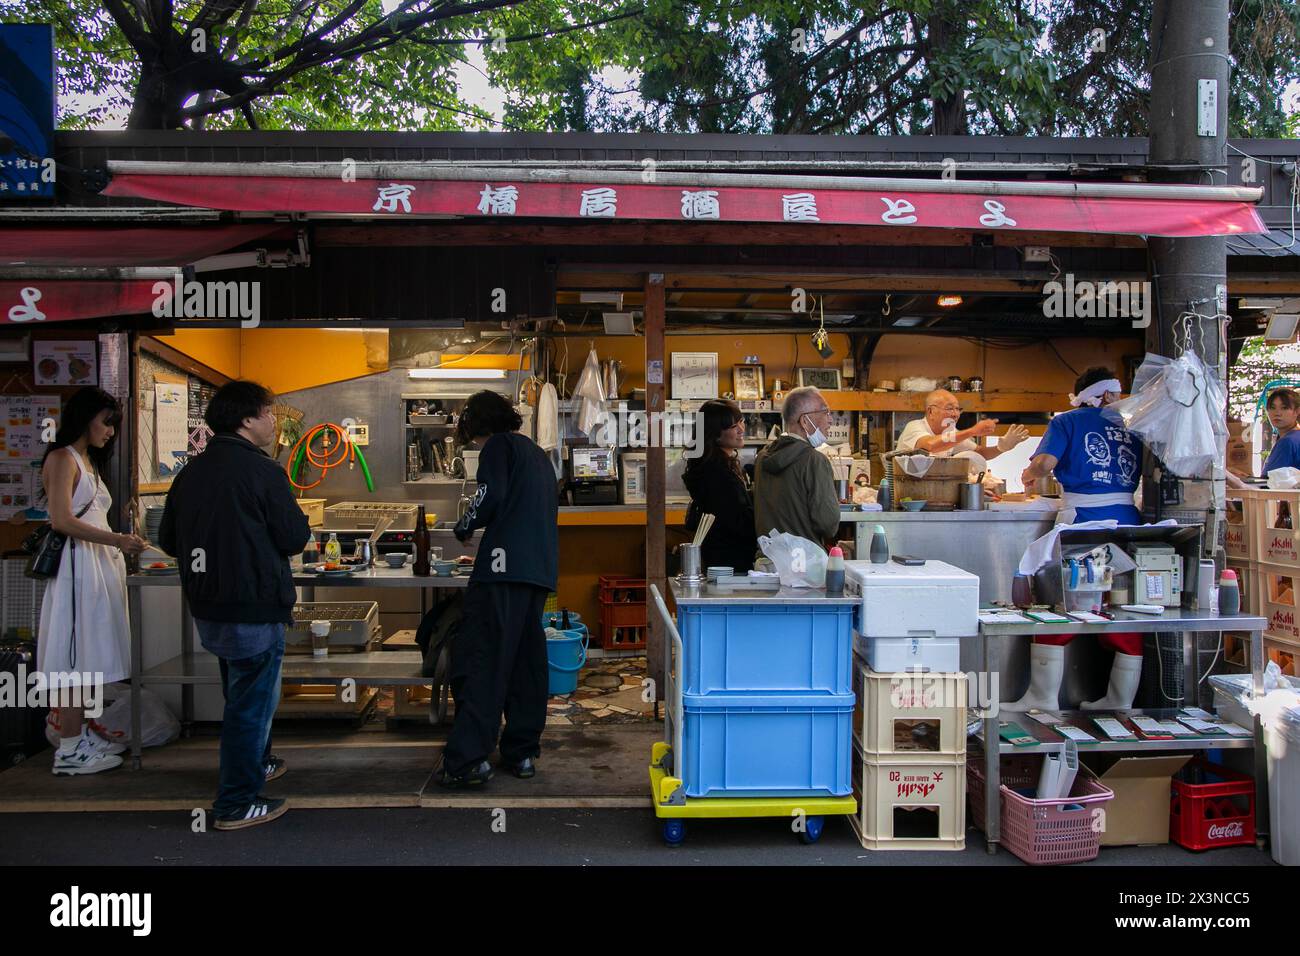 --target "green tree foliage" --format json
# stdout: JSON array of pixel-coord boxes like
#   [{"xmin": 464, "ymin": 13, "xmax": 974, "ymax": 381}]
[
  {"xmin": 482, "ymin": 0, "xmax": 1299, "ymax": 136},
  {"xmin": 2, "ymin": 0, "xmax": 1296, "ymax": 132}
]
